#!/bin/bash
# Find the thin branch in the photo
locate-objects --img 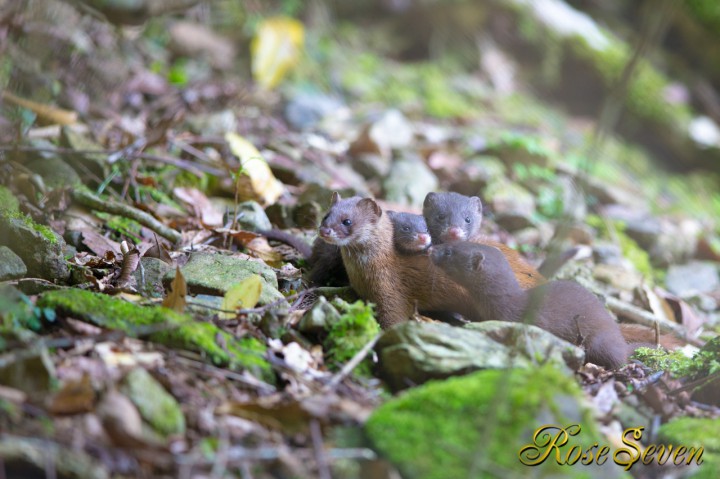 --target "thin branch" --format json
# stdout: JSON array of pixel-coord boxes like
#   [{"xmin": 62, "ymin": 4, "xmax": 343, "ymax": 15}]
[{"xmin": 324, "ymin": 333, "xmax": 381, "ymax": 390}]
